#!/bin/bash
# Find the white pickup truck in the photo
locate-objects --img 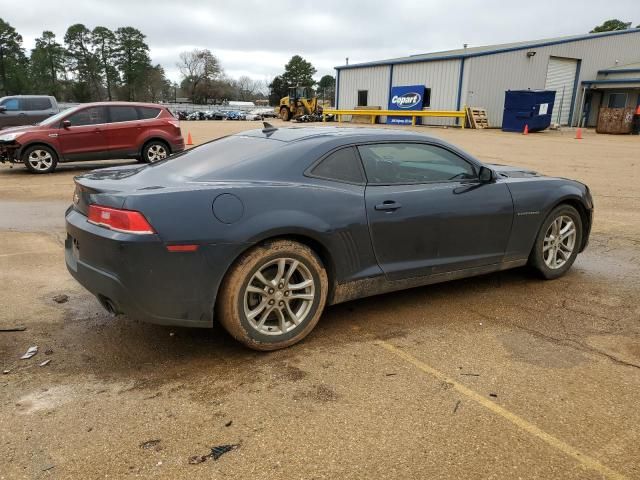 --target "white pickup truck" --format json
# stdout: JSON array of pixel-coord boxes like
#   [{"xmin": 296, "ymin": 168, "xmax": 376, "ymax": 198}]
[{"xmin": 0, "ymin": 95, "xmax": 59, "ymax": 129}]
